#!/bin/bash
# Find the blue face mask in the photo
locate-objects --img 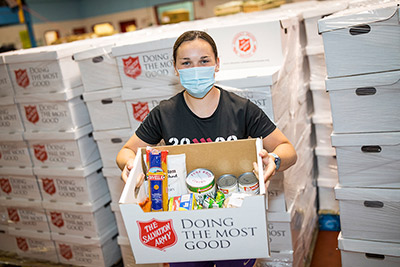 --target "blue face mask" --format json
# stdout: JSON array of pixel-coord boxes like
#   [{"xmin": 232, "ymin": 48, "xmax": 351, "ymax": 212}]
[{"xmin": 178, "ymin": 66, "xmax": 216, "ymax": 98}]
